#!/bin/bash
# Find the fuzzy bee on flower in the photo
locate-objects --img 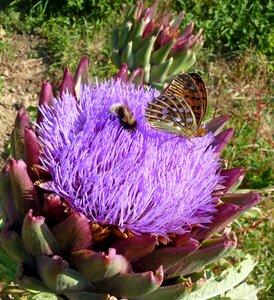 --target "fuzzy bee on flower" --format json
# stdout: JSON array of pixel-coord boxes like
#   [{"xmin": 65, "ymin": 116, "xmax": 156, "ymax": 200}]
[
  {"xmin": 145, "ymin": 73, "xmax": 207, "ymax": 138},
  {"xmin": 110, "ymin": 102, "xmax": 137, "ymax": 131}
]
